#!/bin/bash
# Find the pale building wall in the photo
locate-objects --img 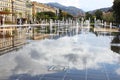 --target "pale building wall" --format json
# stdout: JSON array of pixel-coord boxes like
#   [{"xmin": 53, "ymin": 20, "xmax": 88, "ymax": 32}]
[
  {"xmin": 0, "ymin": 0, "xmax": 32, "ymax": 23},
  {"xmin": 32, "ymin": 1, "xmax": 57, "ymax": 16}
]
